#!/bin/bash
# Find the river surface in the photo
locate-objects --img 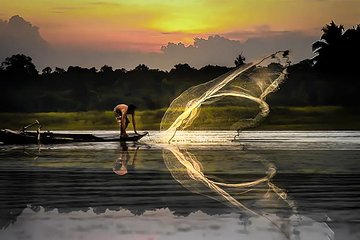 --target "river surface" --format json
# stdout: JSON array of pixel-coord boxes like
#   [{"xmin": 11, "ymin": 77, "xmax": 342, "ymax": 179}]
[{"xmin": 0, "ymin": 131, "xmax": 359, "ymax": 240}]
